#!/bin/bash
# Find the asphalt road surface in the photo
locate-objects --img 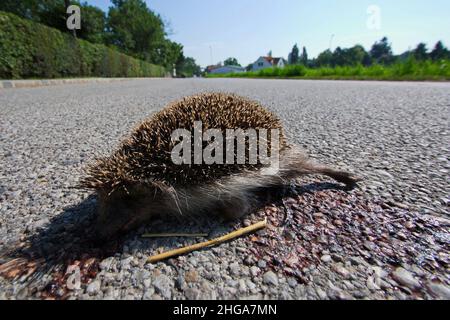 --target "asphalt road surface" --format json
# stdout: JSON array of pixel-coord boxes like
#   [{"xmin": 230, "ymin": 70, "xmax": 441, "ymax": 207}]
[{"xmin": 0, "ymin": 78, "xmax": 449, "ymax": 300}]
